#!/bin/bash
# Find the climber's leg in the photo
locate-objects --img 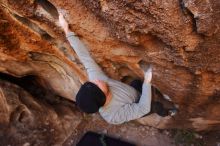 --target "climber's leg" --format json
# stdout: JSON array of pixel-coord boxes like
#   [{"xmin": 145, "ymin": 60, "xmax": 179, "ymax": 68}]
[
  {"xmin": 130, "ymin": 79, "xmax": 170, "ymax": 117},
  {"xmin": 151, "ymin": 101, "xmax": 168, "ymax": 117},
  {"xmin": 152, "ymin": 87, "xmax": 178, "ymax": 116},
  {"xmin": 130, "ymin": 79, "xmax": 143, "ymax": 93}
]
